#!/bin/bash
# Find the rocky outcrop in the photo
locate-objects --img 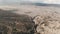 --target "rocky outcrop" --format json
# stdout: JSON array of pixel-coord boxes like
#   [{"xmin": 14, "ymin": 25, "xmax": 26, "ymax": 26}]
[
  {"xmin": 33, "ymin": 15, "xmax": 60, "ymax": 34},
  {"xmin": 0, "ymin": 5, "xmax": 60, "ymax": 34}
]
